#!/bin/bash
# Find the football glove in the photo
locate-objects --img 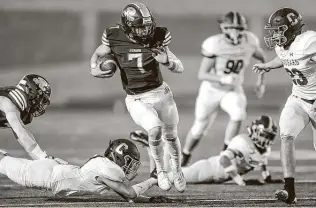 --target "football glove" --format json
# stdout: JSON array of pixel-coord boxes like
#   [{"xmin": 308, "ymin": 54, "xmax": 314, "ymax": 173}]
[
  {"xmin": 149, "ymin": 196, "xmax": 175, "ymax": 203},
  {"xmin": 46, "ymin": 155, "xmax": 68, "ymax": 165},
  {"xmin": 264, "ymin": 175, "xmax": 284, "ymax": 183},
  {"xmin": 152, "ymin": 47, "xmax": 169, "ymax": 64}
]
